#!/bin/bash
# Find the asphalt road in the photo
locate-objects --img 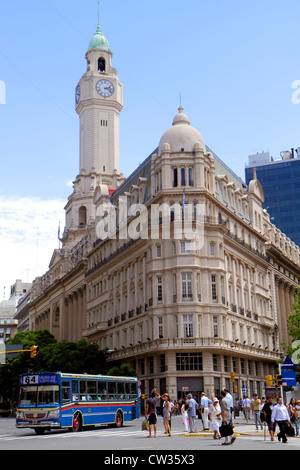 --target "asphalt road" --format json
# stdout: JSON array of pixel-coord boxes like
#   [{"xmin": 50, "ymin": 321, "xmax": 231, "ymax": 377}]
[{"xmin": 0, "ymin": 415, "xmax": 299, "ymax": 458}]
